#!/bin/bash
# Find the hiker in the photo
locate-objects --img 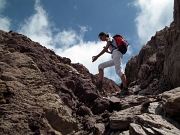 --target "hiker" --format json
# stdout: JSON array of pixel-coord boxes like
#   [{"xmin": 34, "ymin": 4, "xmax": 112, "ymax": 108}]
[{"xmin": 92, "ymin": 32, "xmax": 129, "ymax": 95}]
